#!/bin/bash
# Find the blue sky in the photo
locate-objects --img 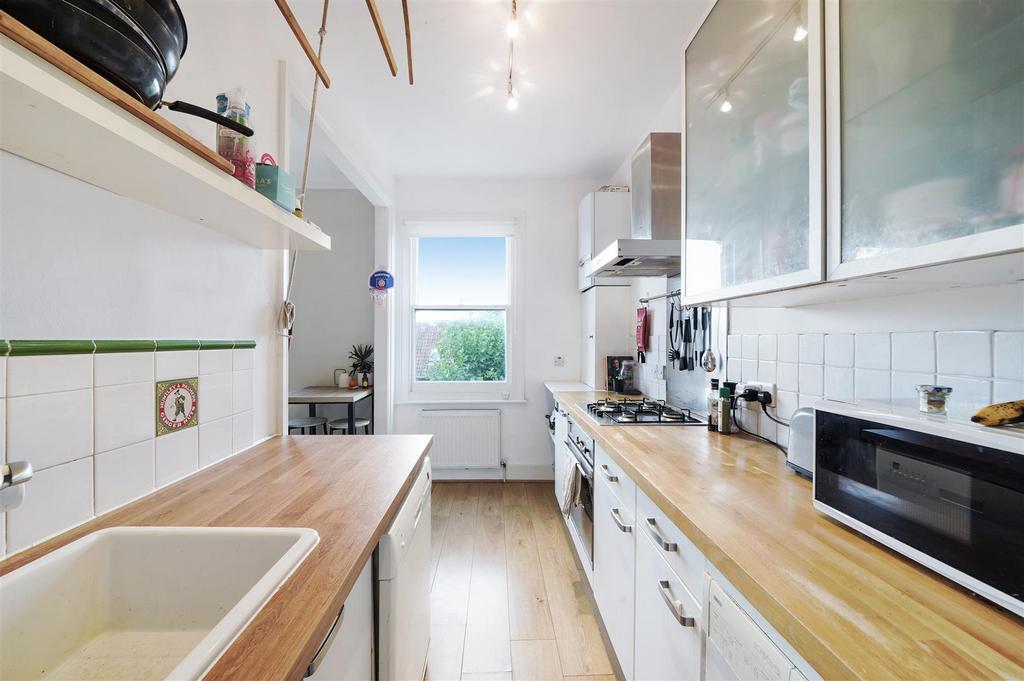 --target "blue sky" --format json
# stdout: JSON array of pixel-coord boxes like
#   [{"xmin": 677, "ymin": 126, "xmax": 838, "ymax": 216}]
[{"xmin": 417, "ymin": 237, "xmax": 508, "ymax": 305}]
